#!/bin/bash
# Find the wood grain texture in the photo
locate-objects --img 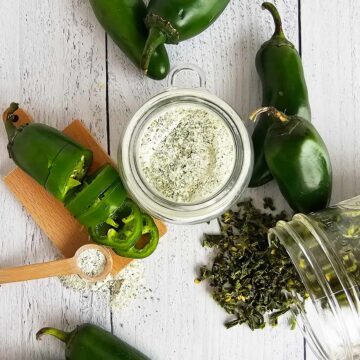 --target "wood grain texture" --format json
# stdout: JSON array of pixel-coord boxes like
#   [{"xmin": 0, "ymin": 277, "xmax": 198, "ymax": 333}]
[
  {"xmin": 106, "ymin": 1, "xmax": 304, "ymax": 359},
  {"xmin": 0, "ymin": 1, "xmax": 109, "ymax": 359},
  {"xmin": 301, "ymin": 0, "xmax": 360, "ymax": 358},
  {"xmin": 2, "ymin": 0, "xmax": 355, "ymax": 359}
]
